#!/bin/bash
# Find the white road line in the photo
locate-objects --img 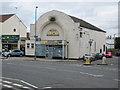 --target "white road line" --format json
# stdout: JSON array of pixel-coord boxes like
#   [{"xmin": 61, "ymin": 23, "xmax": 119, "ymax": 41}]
[
  {"xmin": 83, "ymin": 66, "xmax": 92, "ymax": 67},
  {"xmin": 1, "ymin": 77, "xmax": 20, "ymax": 81},
  {"xmin": 3, "ymin": 81, "xmax": 12, "ymax": 84},
  {"xmin": 20, "ymin": 80, "xmax": 38, "ymax": 89},
  {"xmin": 22, "ymin": 86, "xmax": 30, "ymax": 89},
  {"xmin": 42, "ymin": 87, "xmax": 52, "ymax": 89},
  {"xmin": 1, "ymin": 77, "xmax": 39, "ymax": 89},
  {"xmin": 6, "ymin": 63, "xmax": 13, "ymax": 65},
  {"xmin": 13, "ymin": 83, "xmax": 23, "ymax": 87},
  {"xmin": 79, "ymin": 71, "xmax": 103, "ymax": 78},
  {"xmin": 114, "ymin": 79, "xmax": 120, "ymax": 81},
  {"xmin": 0, "ymin": 83, "xmax": 2, "ymax": 85},
  {"xmin": 3, "ymin": 84, "xmax": 13, "ymax": 88}
]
